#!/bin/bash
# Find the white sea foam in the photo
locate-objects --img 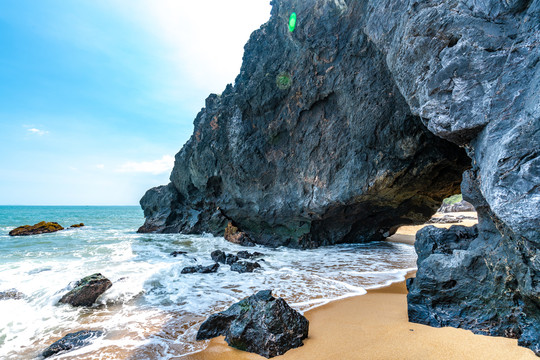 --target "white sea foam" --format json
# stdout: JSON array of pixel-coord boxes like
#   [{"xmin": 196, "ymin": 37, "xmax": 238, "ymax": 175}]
[{"xmin": 0, "ymin": 207, "xmax": 417, "ymax": 359}]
